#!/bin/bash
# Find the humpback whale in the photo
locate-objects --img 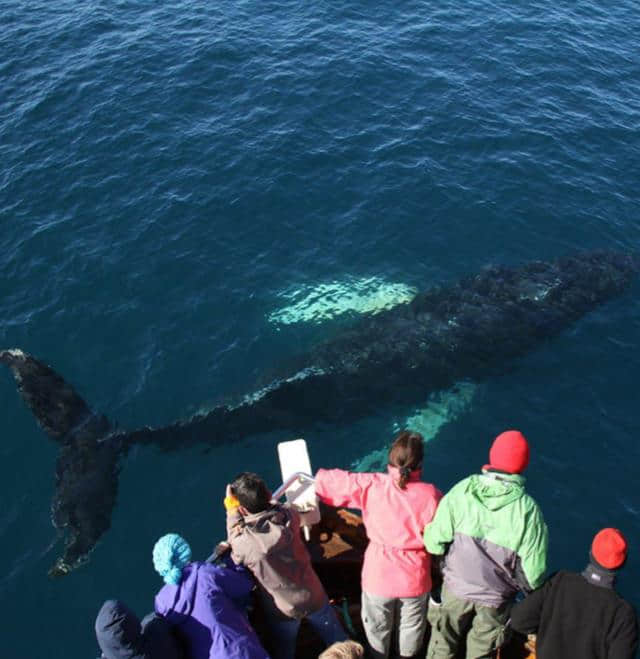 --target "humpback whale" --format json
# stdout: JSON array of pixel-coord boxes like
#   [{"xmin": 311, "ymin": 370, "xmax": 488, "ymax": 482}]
[{"xmin": 1, "ymin": 250, "xmax": 638, "ymax": 577}]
